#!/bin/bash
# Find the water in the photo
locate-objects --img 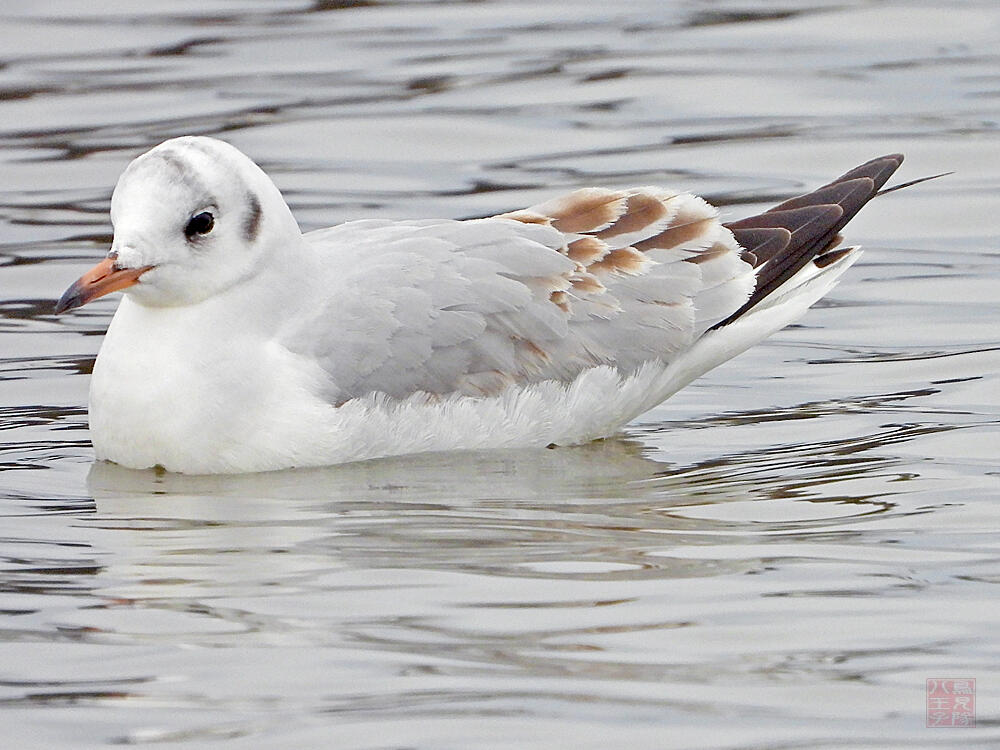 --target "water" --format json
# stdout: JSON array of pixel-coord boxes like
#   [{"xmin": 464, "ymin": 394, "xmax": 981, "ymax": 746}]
[{"xmin": 1, "ymin": 1, "xmax": 999, "ymax": 747}]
